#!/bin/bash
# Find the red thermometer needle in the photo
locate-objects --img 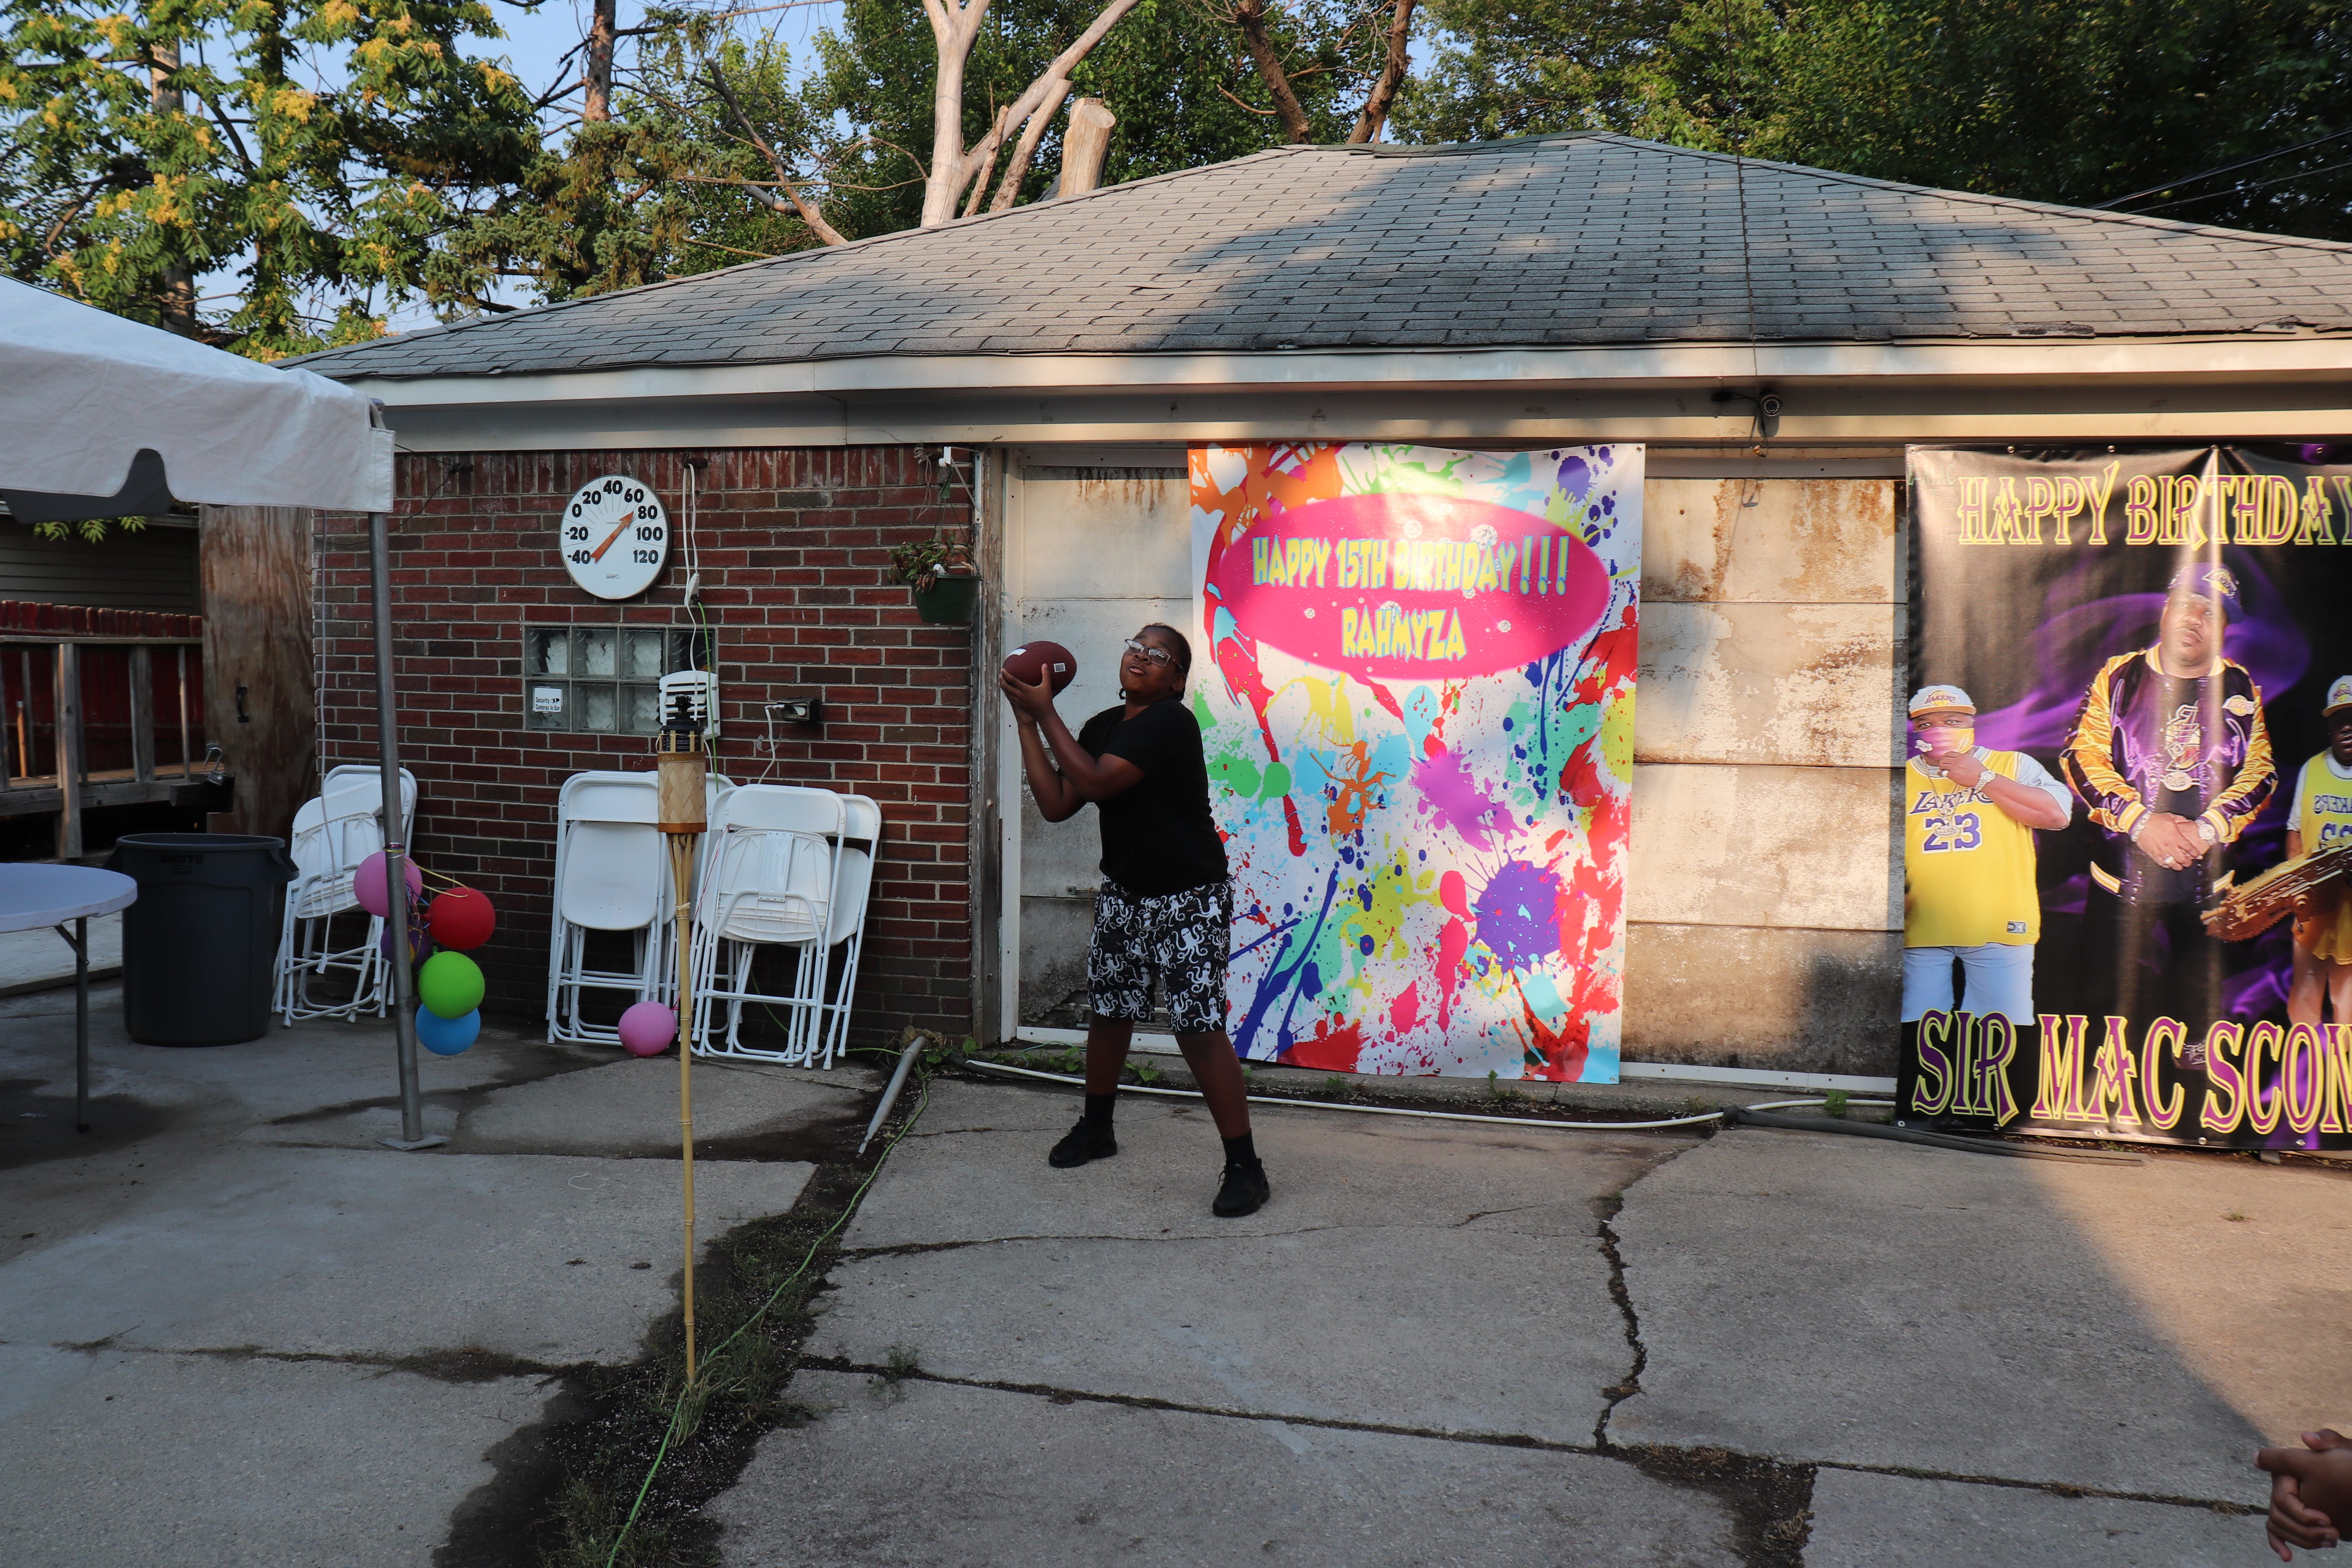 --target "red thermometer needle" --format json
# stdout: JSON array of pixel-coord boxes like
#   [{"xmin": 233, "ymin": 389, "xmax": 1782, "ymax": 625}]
[{"xmin": 590, "ymin": 513, "xmax": 632, "ymax": 561}]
